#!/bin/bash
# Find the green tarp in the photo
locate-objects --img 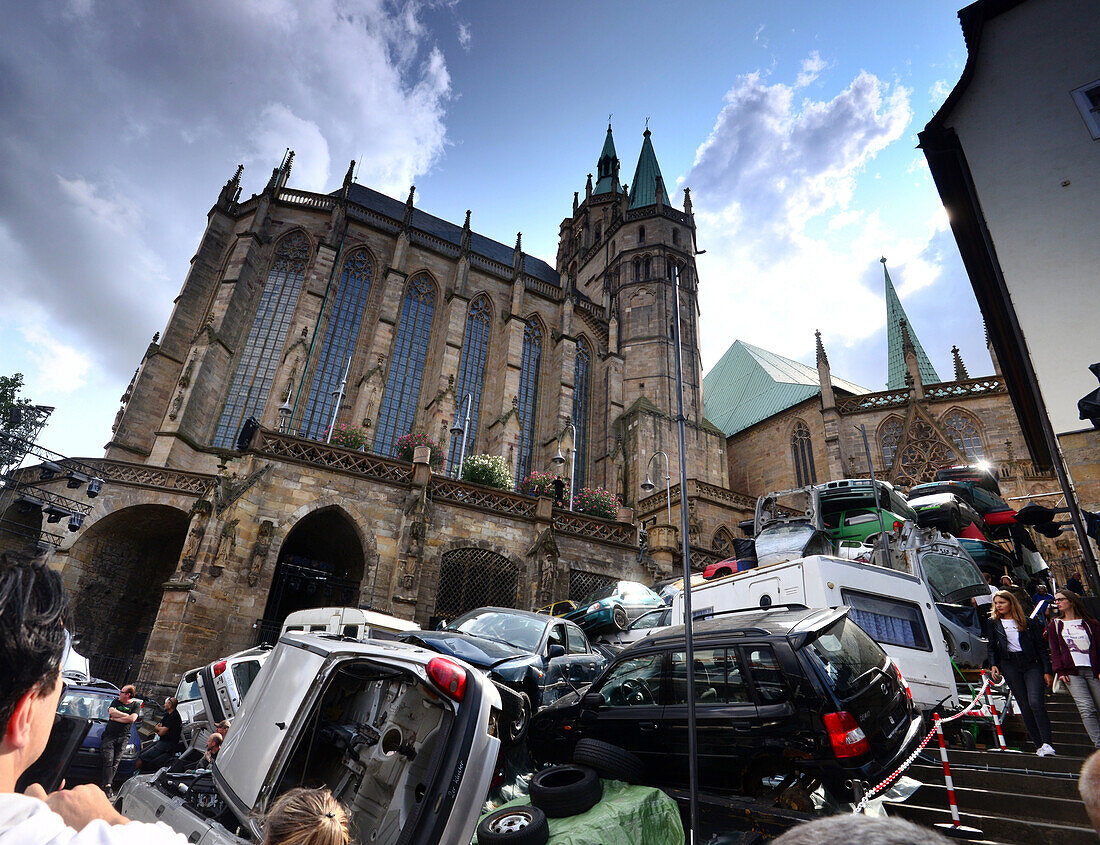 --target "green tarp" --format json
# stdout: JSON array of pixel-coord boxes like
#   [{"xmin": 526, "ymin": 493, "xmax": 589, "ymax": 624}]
[{"xmin": 474, "ymin": 779, "xmax": 684, "ymax": 845}]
